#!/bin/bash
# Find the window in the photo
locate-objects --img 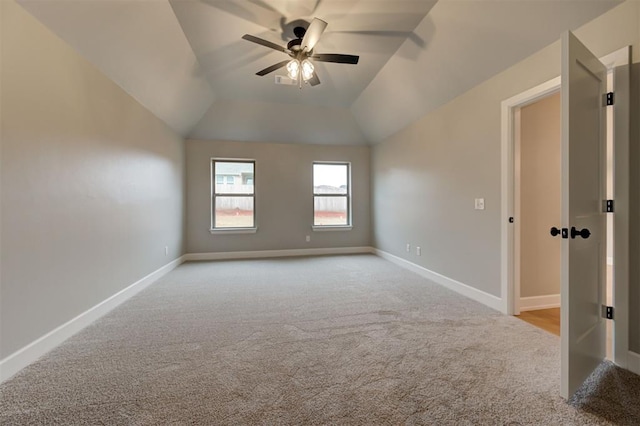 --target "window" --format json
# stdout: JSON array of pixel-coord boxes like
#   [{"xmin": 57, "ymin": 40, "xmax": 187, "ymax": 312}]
[
  {"xmin": 313, "ymin": 162, "xmax": 350, "ymax": 227},
  {"xmin": 212, "ymin": 160, "xmax": 255, "ymax": 230}
]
